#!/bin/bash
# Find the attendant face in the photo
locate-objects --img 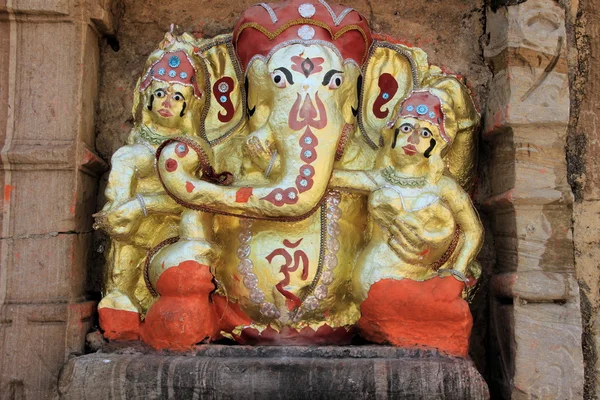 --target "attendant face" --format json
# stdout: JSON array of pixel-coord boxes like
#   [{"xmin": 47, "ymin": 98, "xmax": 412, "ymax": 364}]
[
  {"xmin": 146, "ymin": 81, "xmax": 194, "ymax": 130},
  {"xmin": 390, "ymin": 117, "xmax": 447, "ymax": 166}
]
